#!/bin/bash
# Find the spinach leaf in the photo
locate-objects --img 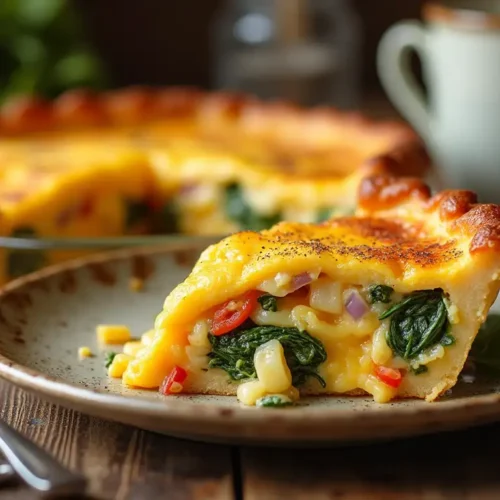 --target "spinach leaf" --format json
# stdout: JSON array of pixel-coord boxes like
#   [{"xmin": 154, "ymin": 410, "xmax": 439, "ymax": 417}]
[
  {"xmin": 380, "ymin": 289, "xmax": 450, "ymax": 360},
  {"xmin": 104, "ymin": 352, "xmax": 117, "ymax": 368},
  {"xmin": 367, "ymin": 285, "xmax": 393, "ymax": 304},
  {"xmin": 224, "ymin": 183, "xmax": 281, "ymax": 231},
  {"xmin": 410, "ymin": 365, "xmax": 428, "ymax": 375},
  {"xmin": 469, "ymin": 314, "xmax": 500, "ymax": 373},
  {"xmin": 440, "ymin": 333, "xmax": 456, "ymax": 346},
  {"xmin": 208, "ymin": 325, "xmax": 327, "ymax": 388},
  {"xmin": 257, "ymin": 294, "xmax": 278, "ymax": 312},
  {"xmin": 256, "ymin": 395, "xmax": 293, "ymax": 408},
  {"xmin": 7, "ymin": 227, "xmax": 46, "ymax": 278}
]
